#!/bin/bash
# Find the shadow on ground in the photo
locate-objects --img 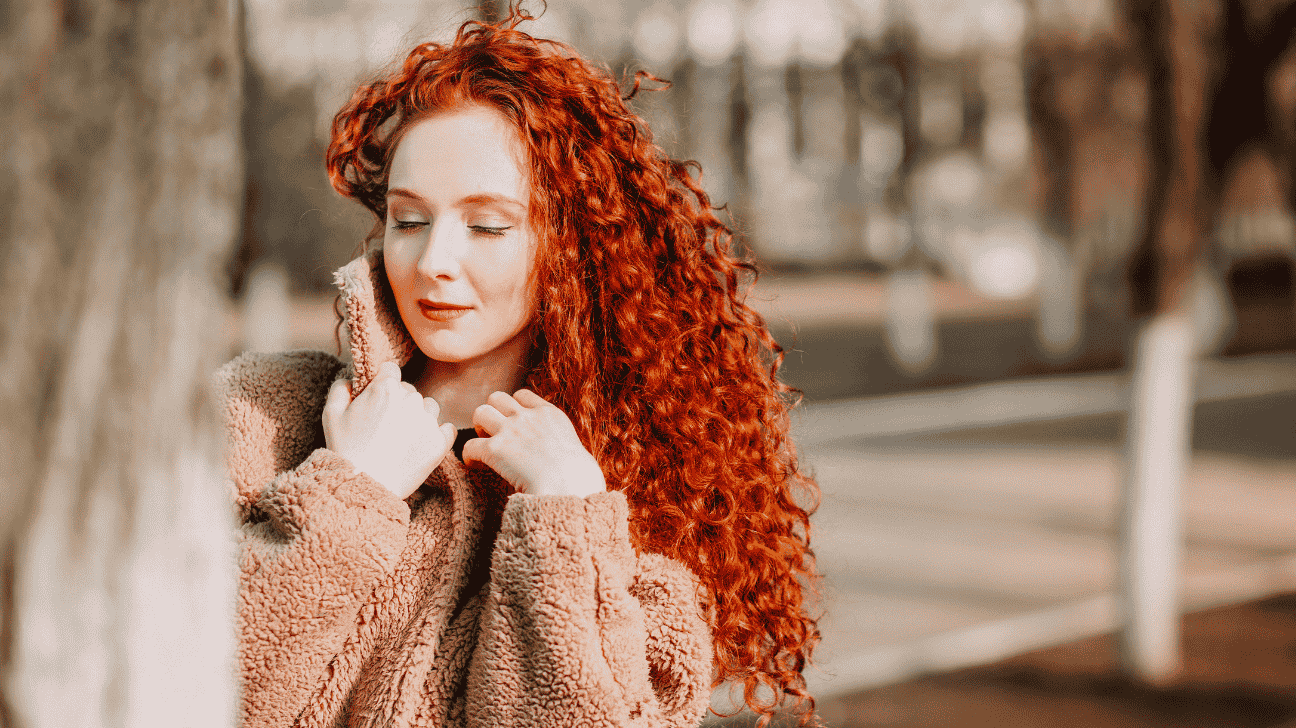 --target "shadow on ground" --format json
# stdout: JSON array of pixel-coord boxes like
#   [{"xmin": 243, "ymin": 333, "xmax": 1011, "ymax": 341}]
[{"xmin": 711, "ymin": 594, "xmax": 1296, "ymax": 727}]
